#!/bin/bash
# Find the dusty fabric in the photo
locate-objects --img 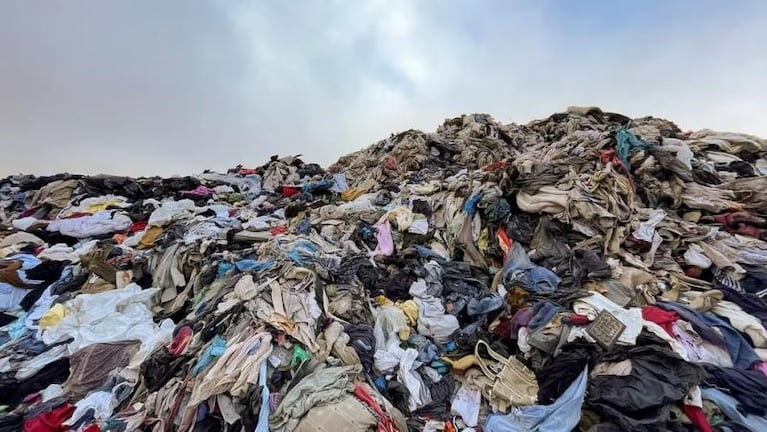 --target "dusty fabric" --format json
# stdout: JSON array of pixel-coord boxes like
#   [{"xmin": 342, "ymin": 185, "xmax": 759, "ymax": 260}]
[
  {"xmin": 3, "ymin": 109, "xmax": 767, "ymax": 431},
  {"xmin": 293, "ymin": 395, "xmax": 377, "ymax": 432},
  {"xmin": 269, "ymin": 365, "xmax": 362, "ymax": 431},
  {"xmin": 65, "ymin": 340, "xmax": 140, "ymax": 400}
]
